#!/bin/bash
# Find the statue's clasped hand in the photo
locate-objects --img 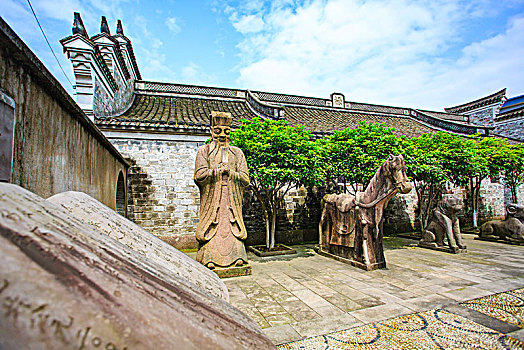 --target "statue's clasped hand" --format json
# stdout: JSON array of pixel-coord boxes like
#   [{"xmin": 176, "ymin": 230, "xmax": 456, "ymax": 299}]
[{"xmin": 217, "ymin": 163, "xmax": 230, "ymax": 175}]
